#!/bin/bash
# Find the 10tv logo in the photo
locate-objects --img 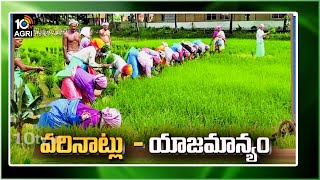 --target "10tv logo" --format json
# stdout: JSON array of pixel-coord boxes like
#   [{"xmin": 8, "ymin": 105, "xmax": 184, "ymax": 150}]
[{"xmin": 13, "ymin": 14, "xmax": 34, "ymax": 38}]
